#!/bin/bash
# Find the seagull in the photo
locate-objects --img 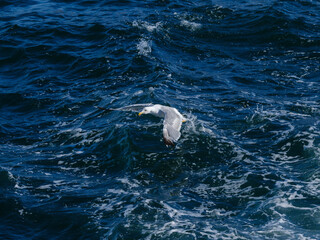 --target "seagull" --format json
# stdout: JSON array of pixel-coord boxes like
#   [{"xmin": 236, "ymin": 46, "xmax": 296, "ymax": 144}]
[{"xmin": 97, "ymin": 103, "xmax": 186, "ymax": 146}]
